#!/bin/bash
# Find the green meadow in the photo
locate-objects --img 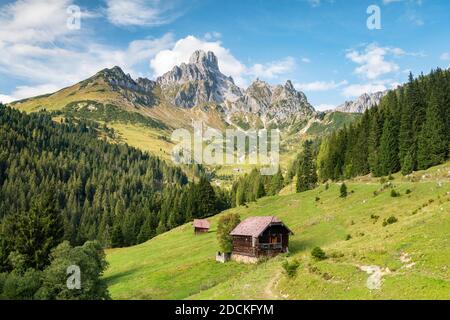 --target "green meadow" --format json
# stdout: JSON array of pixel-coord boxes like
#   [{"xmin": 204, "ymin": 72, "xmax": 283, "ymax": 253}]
[{"xmin": 104, "ymin": 162, "xmax": 450, "ymax": 300}]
